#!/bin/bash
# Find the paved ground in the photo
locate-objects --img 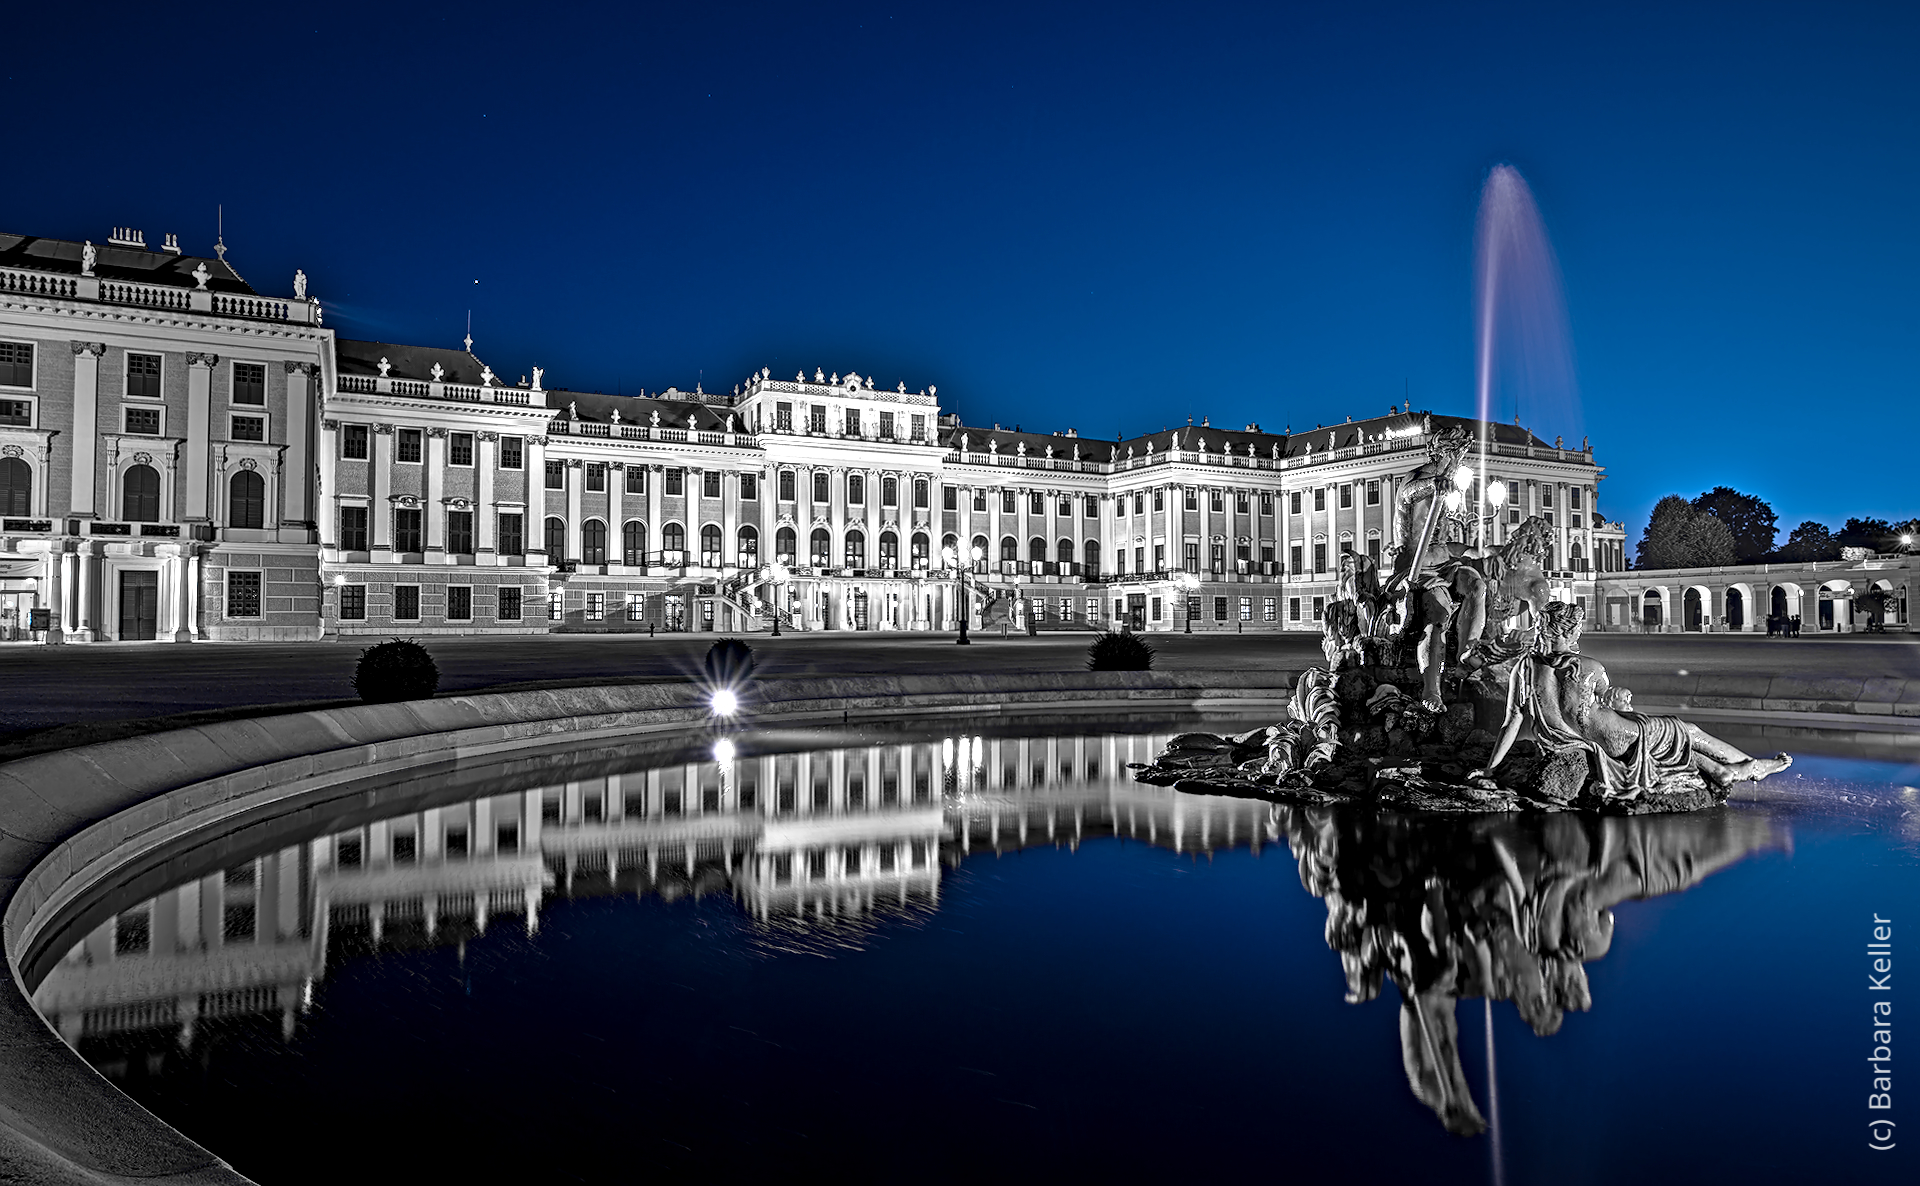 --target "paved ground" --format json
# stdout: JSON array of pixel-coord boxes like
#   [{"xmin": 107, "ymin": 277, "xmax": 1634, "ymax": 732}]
[{"xmin": 1, "ymin": 629, "xmax": 1915, "ymax": 739}]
